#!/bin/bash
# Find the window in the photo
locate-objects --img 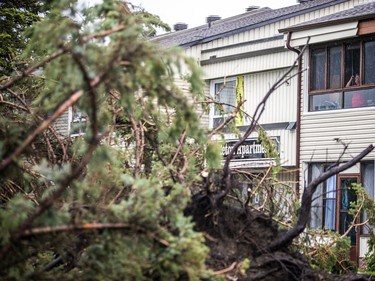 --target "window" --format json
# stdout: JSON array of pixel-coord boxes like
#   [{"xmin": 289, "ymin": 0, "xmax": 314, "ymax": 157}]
[
  {"xmin": 210, "ymin": 77, "xmax": 243, "ymax": 129},
  {"xmin": 309, "ymin": 164, "xmax": 336, "ymax": 230},
  {"xmin": 309, "ymin": 37, "xmax": 375, "ymax": 111},
  {"xmin": 309, "ymin": 163, "xmax": 375, "ymax": 233},
  {"xmin": 70, "ymin": 107, "xmax": 87, "ymax": 136}
]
